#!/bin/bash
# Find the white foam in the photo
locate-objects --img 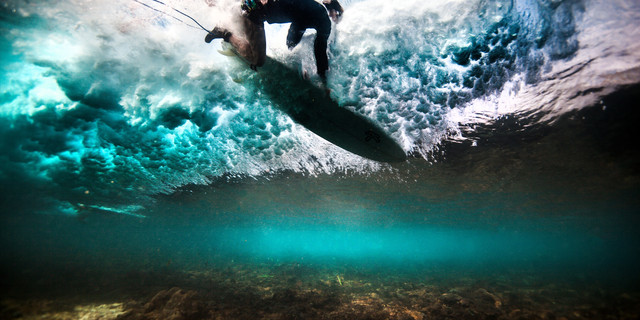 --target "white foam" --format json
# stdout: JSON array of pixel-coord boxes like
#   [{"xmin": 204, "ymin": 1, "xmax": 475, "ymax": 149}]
[{"xmin": 3, "ymin": 0, "xmax": 638, "ymax": 208}]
